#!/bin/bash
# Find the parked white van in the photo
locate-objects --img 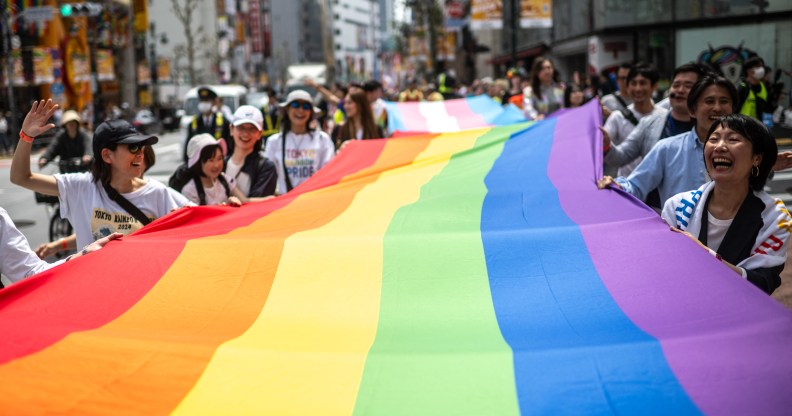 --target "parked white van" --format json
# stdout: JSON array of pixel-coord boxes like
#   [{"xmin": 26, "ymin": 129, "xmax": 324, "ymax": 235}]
[{"xmin": 179, "ymin": 84, "xmax": 248, "ymax": 129}]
